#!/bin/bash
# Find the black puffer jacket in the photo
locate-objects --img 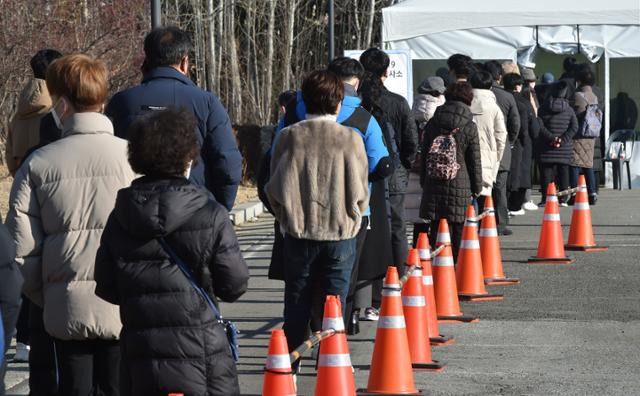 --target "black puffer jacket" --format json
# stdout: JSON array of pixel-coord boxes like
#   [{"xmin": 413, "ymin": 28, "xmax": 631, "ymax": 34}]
[
  {"xmin": 537, "ymin": 98, "xmax": 578, "ymax": 165},
  {"xmin": 95, "ymin": 177, "xmax": 249, "ymax": 396},
  {"xmin": 419, "ymin": 101, "xmax": 482, "ymax": 224},
  {"xmin": 379, "ymin": 87, "xmax": 418, "ymax": 193}
]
